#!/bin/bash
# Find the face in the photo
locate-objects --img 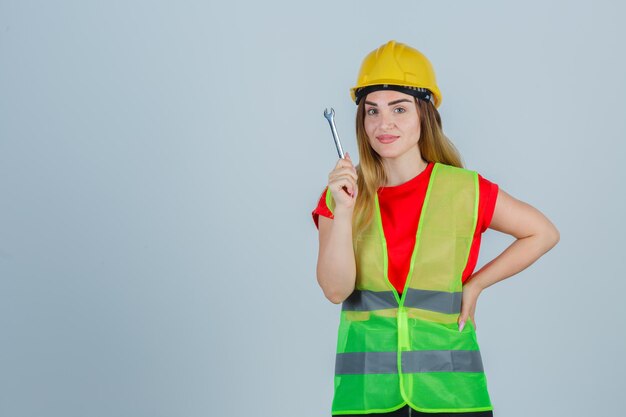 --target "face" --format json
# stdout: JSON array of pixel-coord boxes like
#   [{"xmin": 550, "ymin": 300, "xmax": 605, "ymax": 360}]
[{"xmin": 363, "ymin": 90, "xmax": 421, "ymax": 160}]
